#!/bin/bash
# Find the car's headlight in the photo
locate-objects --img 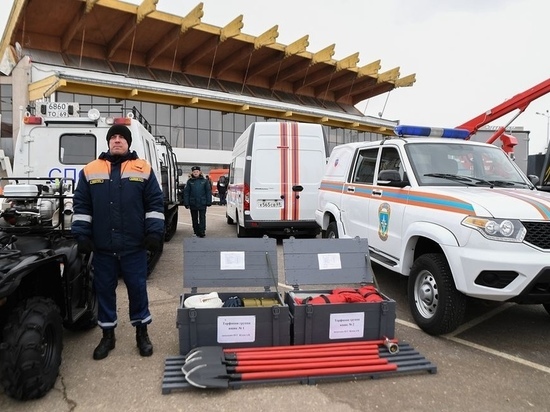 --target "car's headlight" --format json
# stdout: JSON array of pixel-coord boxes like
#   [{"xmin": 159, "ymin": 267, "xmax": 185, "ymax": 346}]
[{"xmin": 462, "ymin": 216, "xmax": 526, "ymax": 242}]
